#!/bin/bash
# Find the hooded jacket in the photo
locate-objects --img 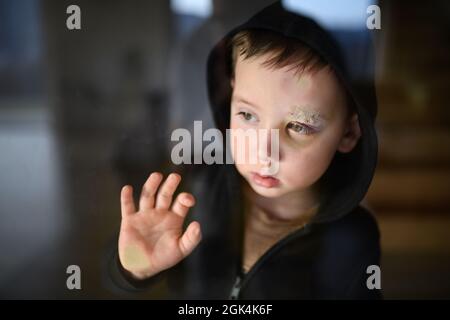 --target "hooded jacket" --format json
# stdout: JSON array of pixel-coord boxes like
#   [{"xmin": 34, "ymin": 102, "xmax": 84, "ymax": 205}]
[{"xmin": 107, "ymin": 1, "xmax": 381, "ymax": 300}]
